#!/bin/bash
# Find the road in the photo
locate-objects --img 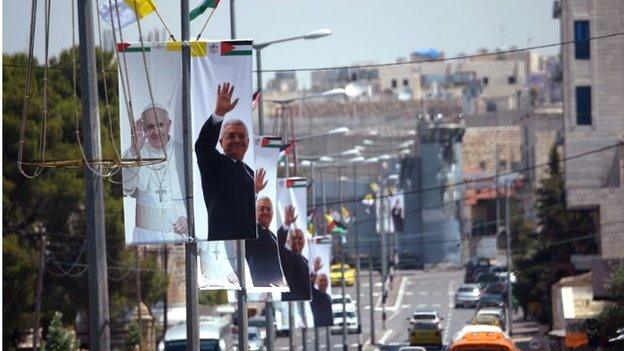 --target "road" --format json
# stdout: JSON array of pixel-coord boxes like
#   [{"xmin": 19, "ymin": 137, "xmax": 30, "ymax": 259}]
[{"xmin": 273, "ymin": 268, "xmax": 473, "ymax": 350}]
